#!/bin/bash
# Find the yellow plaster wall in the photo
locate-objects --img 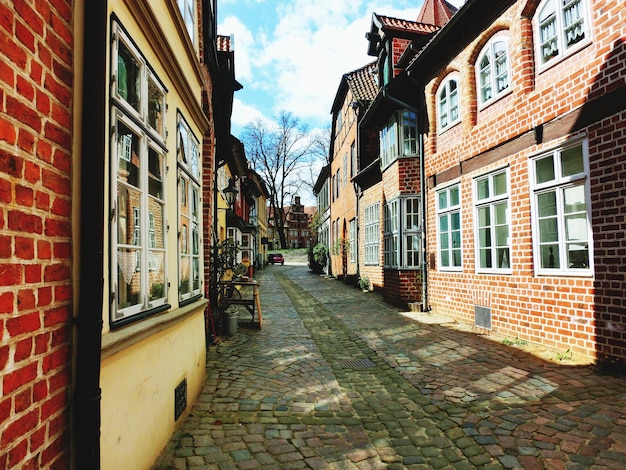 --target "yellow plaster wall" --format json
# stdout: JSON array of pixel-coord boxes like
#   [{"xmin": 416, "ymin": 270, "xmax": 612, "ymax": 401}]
[{"xmin": 100, "ymin": 311, "xmax": 206, "ymax": 470}]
